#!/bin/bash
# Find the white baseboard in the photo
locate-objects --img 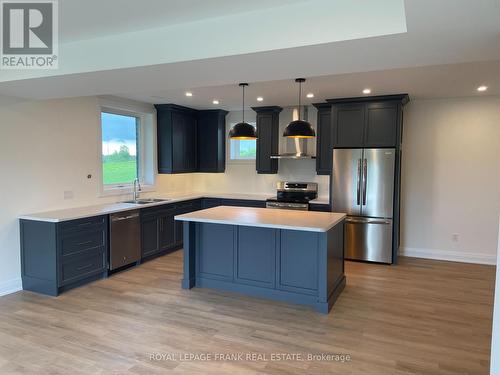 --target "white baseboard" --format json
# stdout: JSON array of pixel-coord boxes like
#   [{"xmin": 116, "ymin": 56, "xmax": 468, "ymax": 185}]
[
  {"xmin": 0, "ymin": 278, "xmax": 22, "ymax": 297},
  {"xmin": 400, "ymin": 247, "xmax": 497, "ymax": 265}
]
